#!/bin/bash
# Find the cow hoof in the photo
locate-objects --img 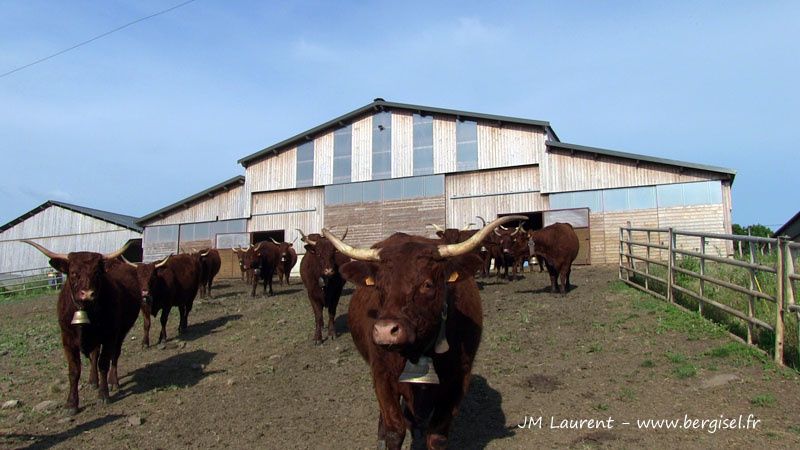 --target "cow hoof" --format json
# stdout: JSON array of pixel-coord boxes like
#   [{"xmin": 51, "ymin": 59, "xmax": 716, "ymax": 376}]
[
  {"xmin": 158, "ymin": 343, "xmax": 167, "ymax": 350},
  {"xmin": 313, "ymin": 339, "xmax": 323, "ymax": 346},
  {"xmin": 426, "ymin": 434, "xmax": 447, "ymax": 450},
  {"xmin": 64, "ymin": 406, "xmax": 79, "ymax": 416}
]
